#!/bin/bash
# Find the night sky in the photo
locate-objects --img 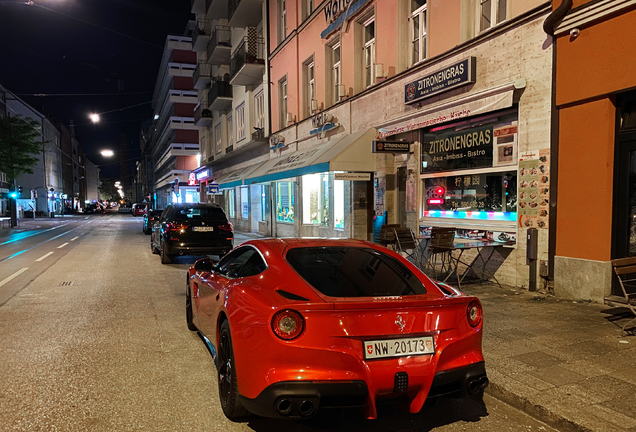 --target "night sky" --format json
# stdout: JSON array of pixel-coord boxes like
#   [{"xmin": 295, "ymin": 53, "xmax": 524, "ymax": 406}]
[{"xmin": 0, "ymin": 0, "xmax": 193, "ymax": 178}]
